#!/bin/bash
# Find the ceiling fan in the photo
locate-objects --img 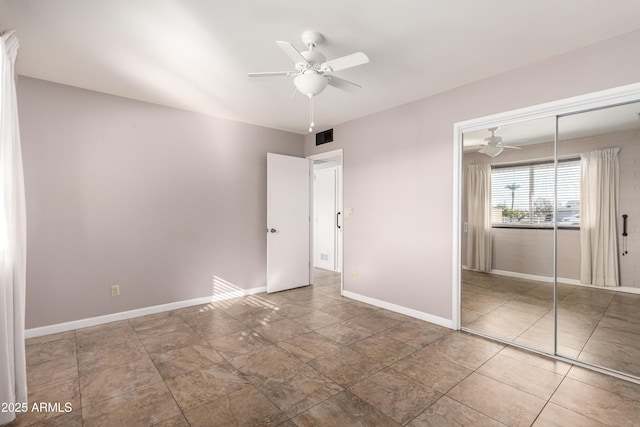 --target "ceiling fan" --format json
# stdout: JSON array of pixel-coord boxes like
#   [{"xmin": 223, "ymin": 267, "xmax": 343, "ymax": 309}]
[
  {"xmin": 478, "ymin": 127, "xmax": 522, "ymax": 158},
  {"xmin": 248, "ymin": 31, "xmax": 369, "ymax": 132}
]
